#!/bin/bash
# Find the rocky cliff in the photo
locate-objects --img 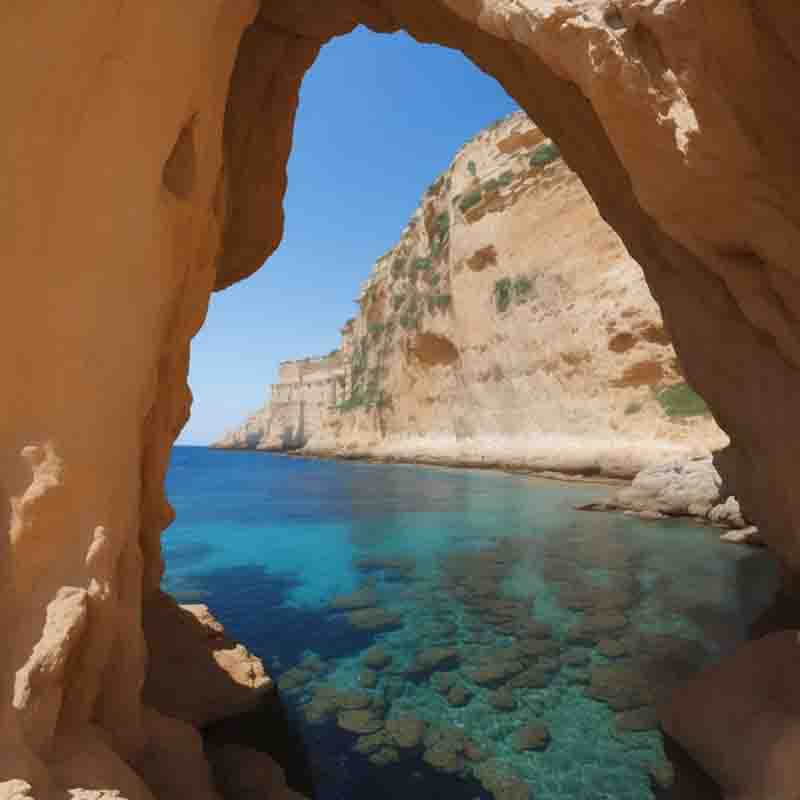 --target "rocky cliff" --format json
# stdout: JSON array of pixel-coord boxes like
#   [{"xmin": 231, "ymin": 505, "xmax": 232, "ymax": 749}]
[
  {"xmin": 215, "ymin": 353, "xmax": 345, "ymax": 450},
  {"xmin": 216, "ymin": 114, "xmax": 725, "ymax": 478},
  {"xmin": 3, "ymin": 2, "xmax": 800, "ymax": 799}
]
